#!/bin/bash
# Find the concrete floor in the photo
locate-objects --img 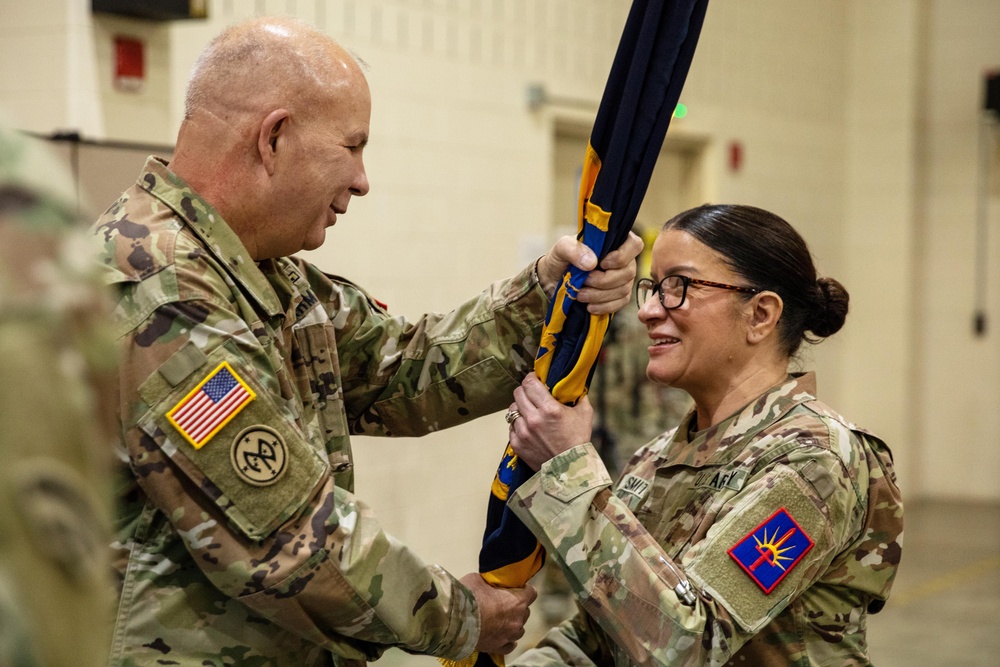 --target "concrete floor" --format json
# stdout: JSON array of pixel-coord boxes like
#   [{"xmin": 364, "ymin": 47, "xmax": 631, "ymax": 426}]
[
  {"xmin": 376, "ymin": 500, "xmax": 1000, "ymax": 666},
  {"xmin": 867, "ymin": 500, "xmax": 1000, "ymax": 667}
]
